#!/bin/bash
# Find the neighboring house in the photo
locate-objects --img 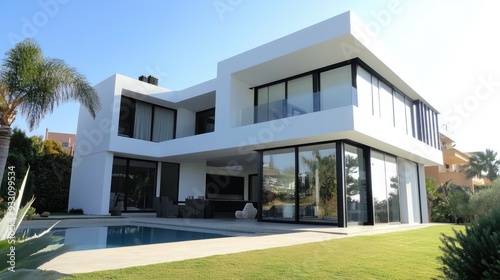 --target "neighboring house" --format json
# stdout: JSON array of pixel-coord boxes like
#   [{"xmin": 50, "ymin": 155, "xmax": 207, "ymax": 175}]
[
  {"xmin": 45, "ymin": 128, "xmax": 76, "ymax": 155},
  {"xmin": 425, "ymin": 131, "xmax": 487, "ymax": 192},
  {"xmin": 68, "ymin": 12, "xmax": 442, "ymax": 227}
]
